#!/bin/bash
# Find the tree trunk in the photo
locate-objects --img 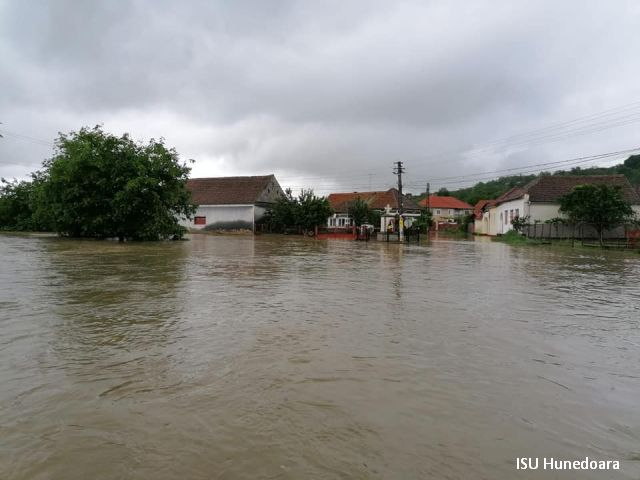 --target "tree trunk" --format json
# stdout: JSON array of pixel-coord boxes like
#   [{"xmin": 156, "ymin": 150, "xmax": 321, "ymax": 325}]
[{"xmin": 598, "ymin": 228, "xmax": 604, "ymax": 248}]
